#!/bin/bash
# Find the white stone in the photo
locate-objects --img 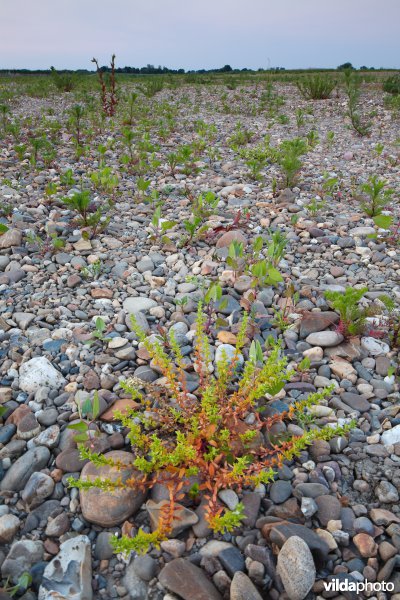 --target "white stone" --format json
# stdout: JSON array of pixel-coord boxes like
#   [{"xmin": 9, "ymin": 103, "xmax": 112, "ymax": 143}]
[
  {"xmin": 19, "ymin": 357, "xmax": 66, "ymax": 393},
  {"xmin": 123, "ymin": 297, "xmax": 158, "ymax": 313},
  {"xmin": 39, "ymin": 535, "xmax": 92, "ymax": 600},
  {"xmin": 361, "ymin": 337, "xmax": 390, "ymax": 356},
  {"xmin": 381, "ymin": 425, "xmax": 400, "ymax": 447}
]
